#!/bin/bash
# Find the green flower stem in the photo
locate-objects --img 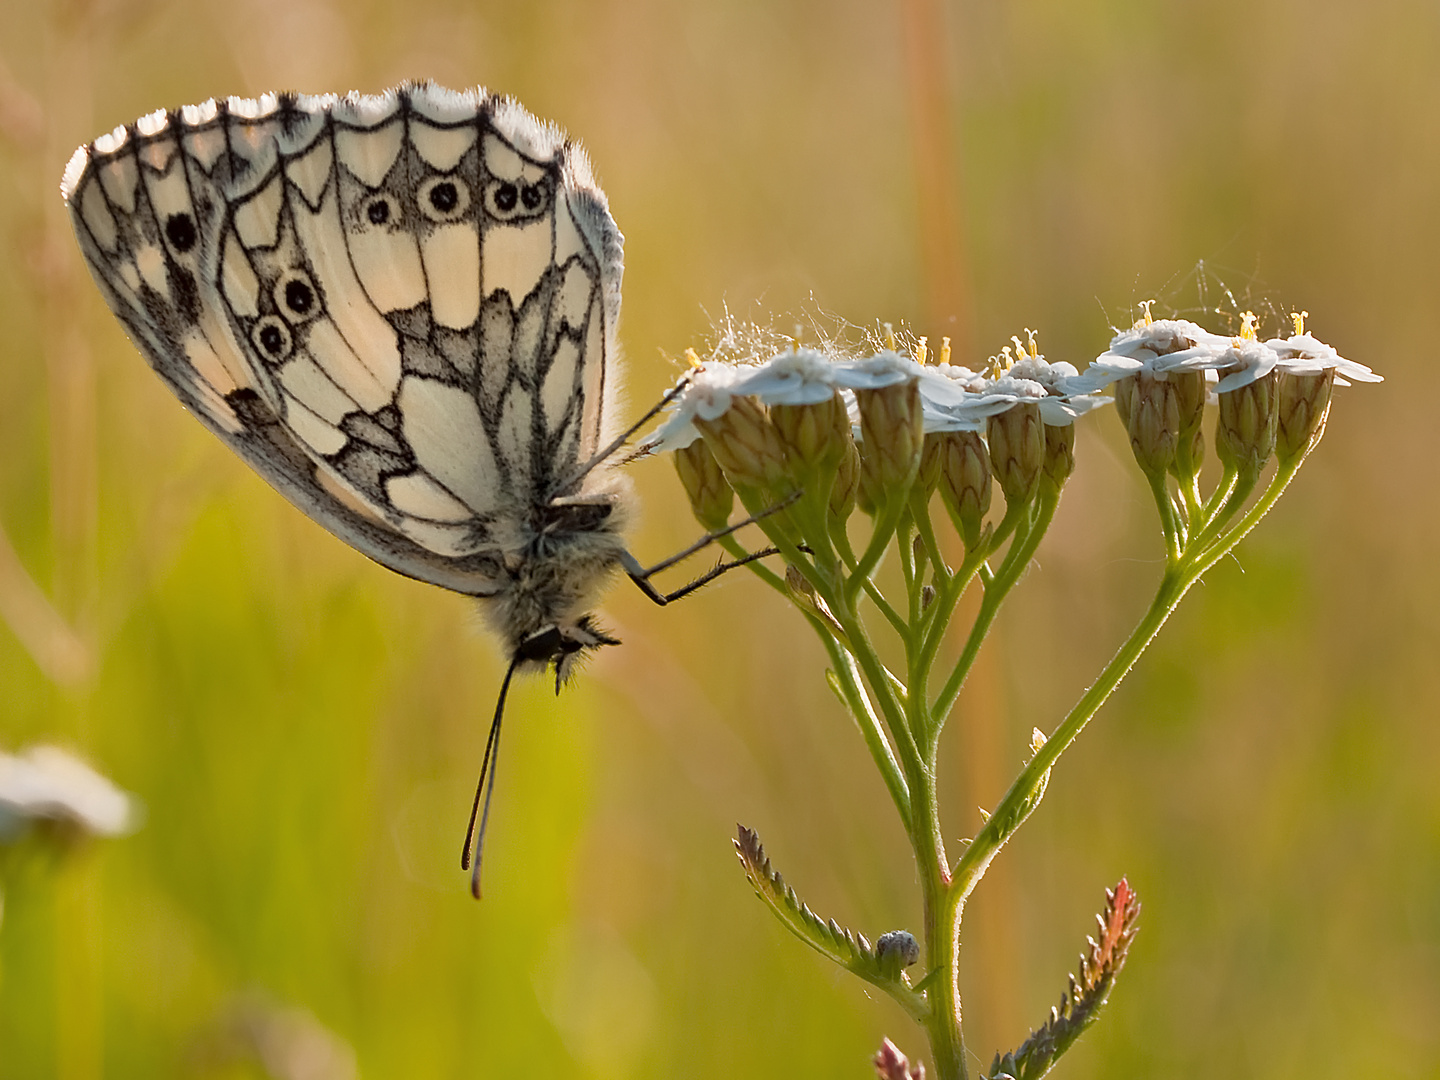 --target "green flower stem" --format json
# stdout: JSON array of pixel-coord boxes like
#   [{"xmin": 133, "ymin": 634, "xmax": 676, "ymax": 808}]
[
  {"xmin": 1177, "ymin": 470, "xmax": 1205, "ymax": 531},
  {"xmin": 911, "ymin": 553, "xmax": 985, "ymax": 737},
  {"xmin": 912, "ymin": 754, "xmax": 969, "ymax": 1080},
  {"xmin": 823, "ymin": 636, "xmax": 913, "ymax": 833},
  {"xmin": 1191, "ymin": 465, "xmax": 1261, "ymax": 553},
  {"xmin": 948, "ymin": 457, "xmax": 1302, "ymax": 912},
  {"xmin": 899, "ymin": 580, "xmax": 971, "ymax": 1080},
  {"xmin": 930, "ymin": 493, "xmax": 1057, "ymax": 732},
  {"xmin": 822, "ymin": 599, "xmax": 943, "ymax": 1060},
  {"xmin": 831, "ymin": 515, "xmax": 860, "ymax": 569},
  {"xmin": 830, "ymin": 597, "xmax": 923, "ymax": 776},
  {"xmin": 844, "ymin": 499, "xmax": 909, "ymax": 607},
  {"xmin": 950, "ymin": 564, "xmax": 1188, "ymax": 906},
  {"xmin": 721, "ymin": 533, "xmax": 914, "ymax": 832},
  {"xmin": 1194, "ymin": 458, "xmax": 1304, "ymax": 576},
  {"xmin": 790, "ymin": 491, "xmax": 844, "ymax": 578},
  {"xmin": 911, "ymin": 506, "xmax": 951, "ymax": 588},
  {"xmin": 898, "ymin": 522, "xmax": 921, "ymax": 624},
  {"xmin": 1146, "ymin": 470, "xmax": 1183, "ymax": 564},
  {"xmin": 983, "ymin": 497, "xmax": 1029, "ymax": 554},
  {"xmin": 862, "ymin": 577, "xmax": 912, "ymax": 640},
  {"xmin": 1202, "ymin": 462, "xmax": 1239, "ymax": 521}
]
